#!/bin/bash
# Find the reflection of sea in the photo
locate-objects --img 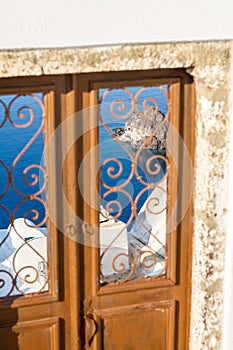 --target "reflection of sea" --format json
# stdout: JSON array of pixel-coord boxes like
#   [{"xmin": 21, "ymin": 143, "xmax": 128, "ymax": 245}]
[
  {"xmin": 100, "ymin": 123, "xmax": 167, "ymax": 225},
  {"xmin": 0, "ymin": 94, "xmax": 45, "ymax": 229},
  {"xmin": 99, "ymin": 86, "xmax": 168, "ymax": 225},
  {"xmin": 0, "ymin": 87, "xmax": 168, "ymax": 229}
]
